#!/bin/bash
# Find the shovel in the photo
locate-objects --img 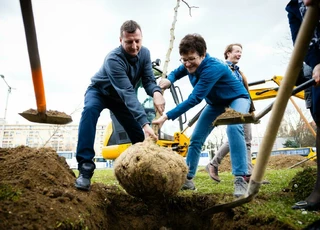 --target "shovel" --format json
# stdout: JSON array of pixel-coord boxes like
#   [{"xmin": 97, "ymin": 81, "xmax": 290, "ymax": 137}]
[
  {"xmin": 213, "ymin": 78, "xmax": 316, "ymax": 126},
  {"xmin": 18, "ymin": 0, "xmax": 72, "ymax": 125},
  {"xmin": 203, "ymin": 4, "xmax": 319, "ymax": 215}
]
